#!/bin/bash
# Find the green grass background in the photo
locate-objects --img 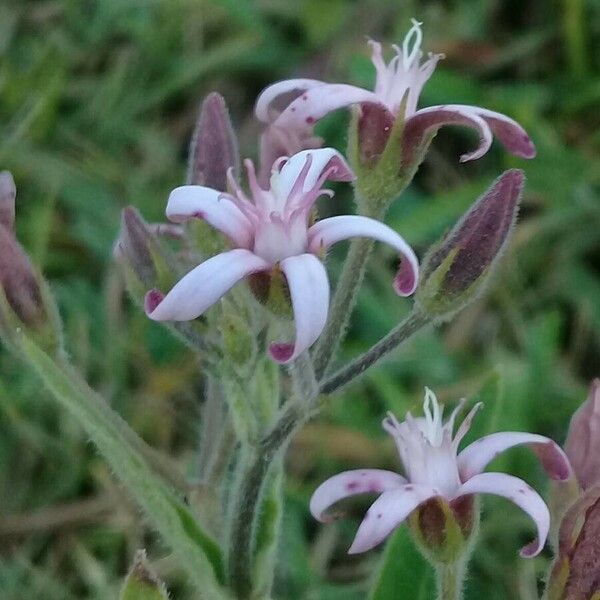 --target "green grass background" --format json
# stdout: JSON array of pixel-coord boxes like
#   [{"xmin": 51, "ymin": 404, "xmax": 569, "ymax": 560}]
[{"xmin": 0, "ymin": 0, "xmax": 599, "ymax": 598}]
